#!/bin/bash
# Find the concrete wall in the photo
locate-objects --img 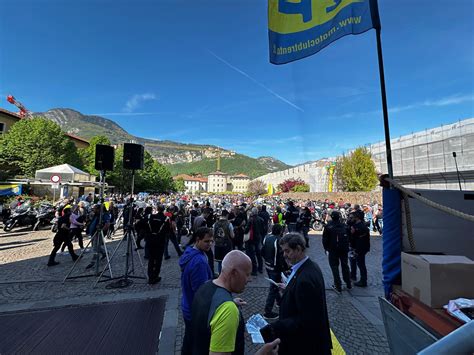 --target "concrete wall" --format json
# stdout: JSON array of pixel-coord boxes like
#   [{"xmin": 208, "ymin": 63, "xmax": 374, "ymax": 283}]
[{"xmin": 256, "ymin": 160, "xmax": 334, "ymax": 193}]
